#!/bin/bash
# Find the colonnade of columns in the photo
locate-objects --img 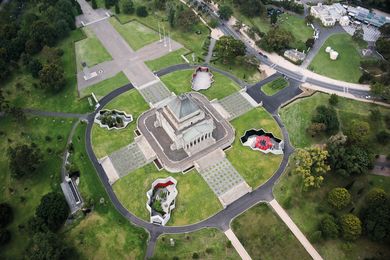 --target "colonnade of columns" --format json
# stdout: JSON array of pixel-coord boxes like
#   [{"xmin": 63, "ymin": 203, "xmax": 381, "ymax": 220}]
[{"xmin": 185, "ymin": 132, "xmax": 212, "ymax": 150}]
